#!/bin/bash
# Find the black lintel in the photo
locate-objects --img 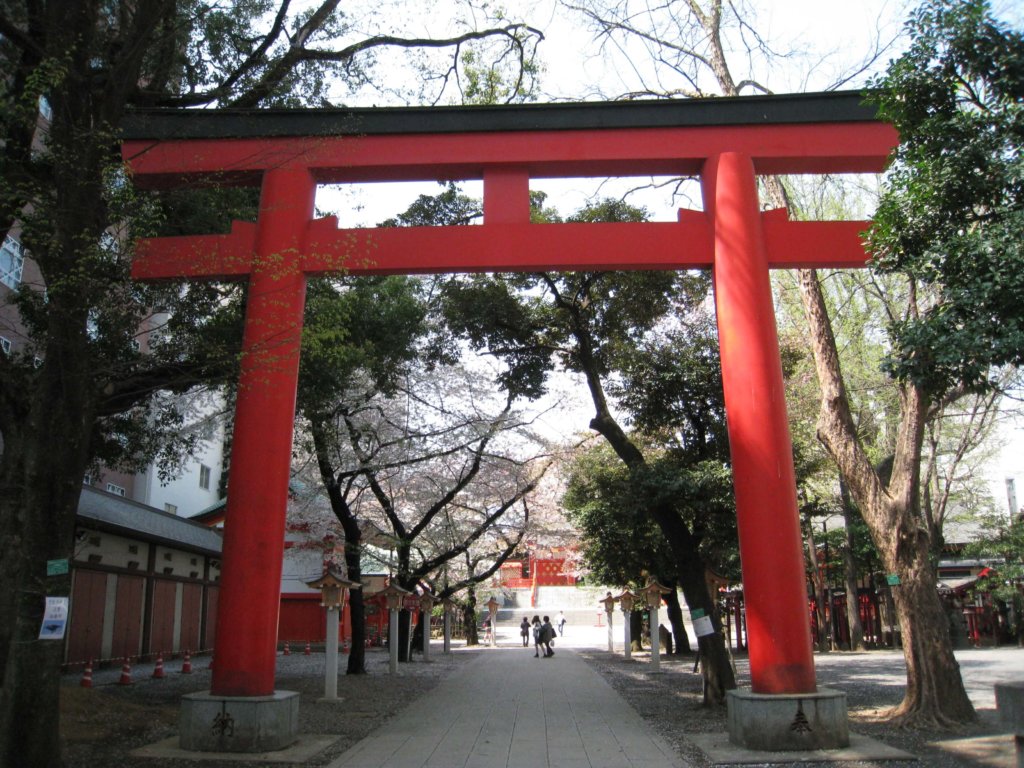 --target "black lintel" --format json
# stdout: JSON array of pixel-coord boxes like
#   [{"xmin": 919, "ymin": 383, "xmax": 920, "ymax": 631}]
[{"xmin": 122, "ymin": 90, "xmax": 882, "ymax": 141}]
